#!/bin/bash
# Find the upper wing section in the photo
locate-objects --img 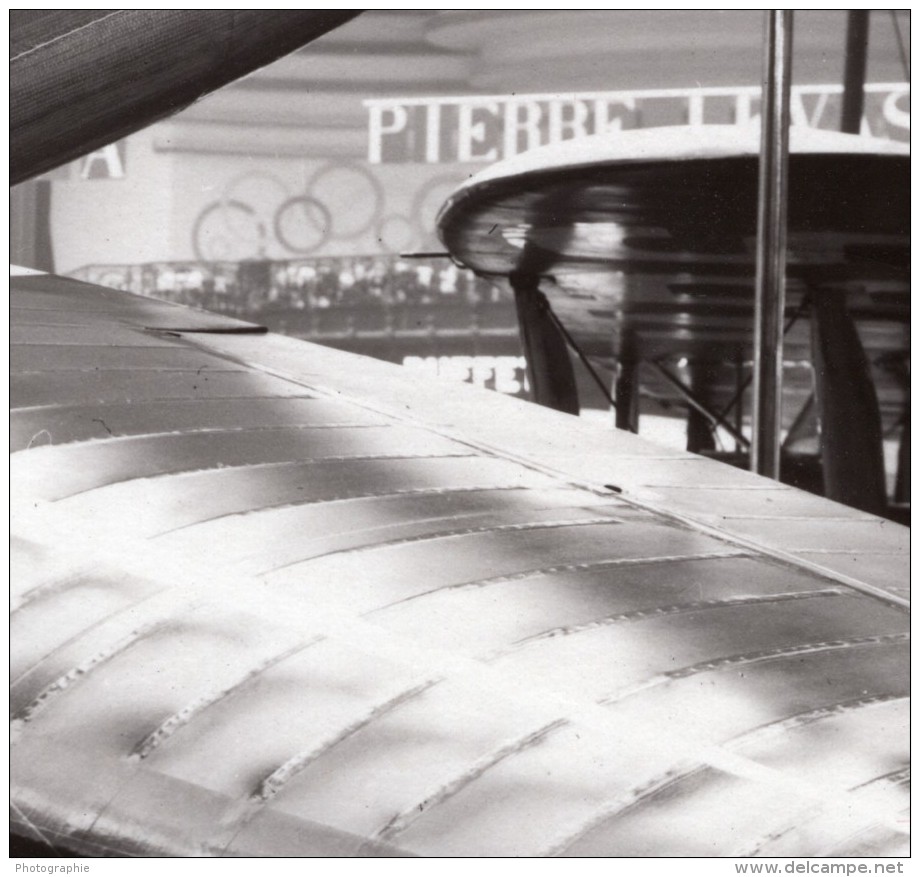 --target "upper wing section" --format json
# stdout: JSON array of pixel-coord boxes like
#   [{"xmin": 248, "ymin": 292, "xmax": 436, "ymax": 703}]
[
  {"xmin": 11, "ymin": 271, "xmax": 908, "ymax": 856},
  {"xmin": 10, "ymin": 10, "xmax": 359, "ymax": 183}
]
